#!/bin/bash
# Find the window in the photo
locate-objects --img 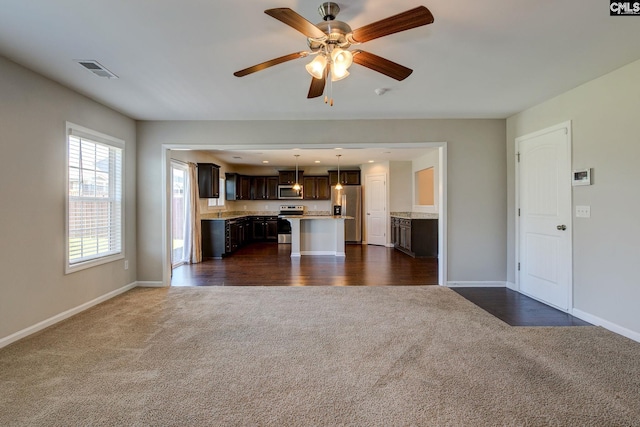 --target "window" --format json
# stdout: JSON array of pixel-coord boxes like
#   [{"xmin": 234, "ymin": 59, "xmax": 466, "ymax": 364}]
[
  {"xmin": 66, "ymin": 123, "xmax": 124, "ymax": 273},
  {"xmin": 207, "ymin": 178, "xmax": 226, "ymax": 207}
]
